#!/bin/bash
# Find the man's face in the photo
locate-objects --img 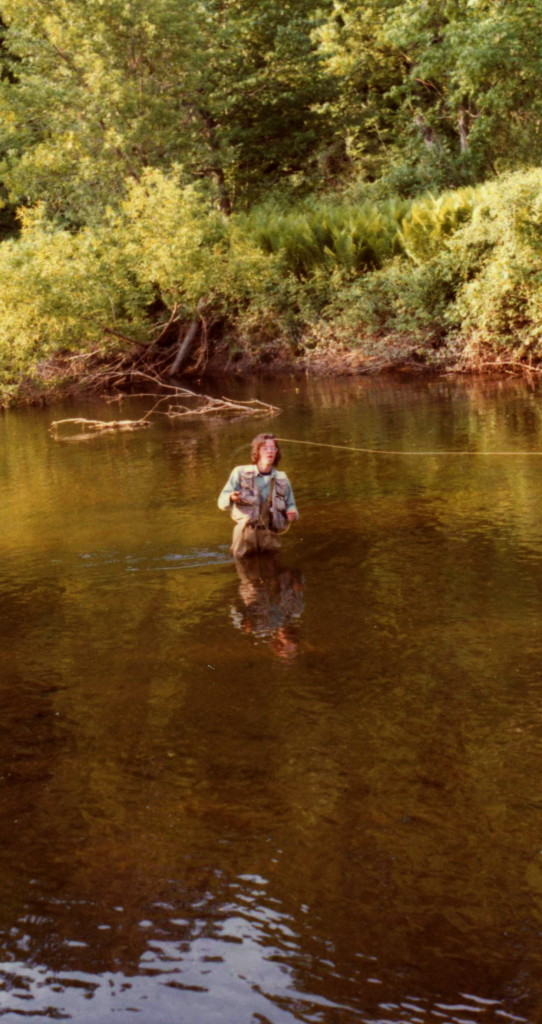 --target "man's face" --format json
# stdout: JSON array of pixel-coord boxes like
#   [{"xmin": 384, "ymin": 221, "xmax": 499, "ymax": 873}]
[{"xmin": 258, "ymin": 439, "xmax": 277, "ymax": 470}]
